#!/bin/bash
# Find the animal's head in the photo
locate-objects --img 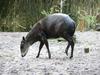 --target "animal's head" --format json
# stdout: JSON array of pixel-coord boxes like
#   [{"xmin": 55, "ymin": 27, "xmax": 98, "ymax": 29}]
[{"xmin": 20, "ymin": 36, "xmax": 30, "ymax": 57}]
